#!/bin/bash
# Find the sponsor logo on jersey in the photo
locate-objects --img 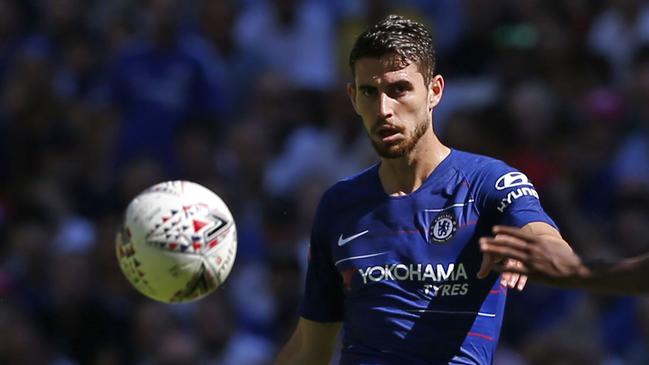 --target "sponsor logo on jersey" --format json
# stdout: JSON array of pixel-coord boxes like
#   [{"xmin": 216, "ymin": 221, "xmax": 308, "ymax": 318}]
[
  {"xmin": 423, "ymin": 283, "xmax": 469, "ymax": 297},
  {"xmin": 357, "ymin": 262, "xmax": 470, "ymax": 297},
  {"xmin": 358, "ymin": 262, "xmax": 467, "ymax": 284},
  {"xmin": 496, "ymin": 187, "xmax": 539, "ymax": 212},
  {"xmin": 429, "ymin": 212, "xmax": 457, "ymax": 243},
  {"xmin": 338, "ymin": 230, "xmax": 369, "ymax": 246},
  {"xmin": 495, "ymin": 172, "xmax": 534, "ymax": 190}
]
